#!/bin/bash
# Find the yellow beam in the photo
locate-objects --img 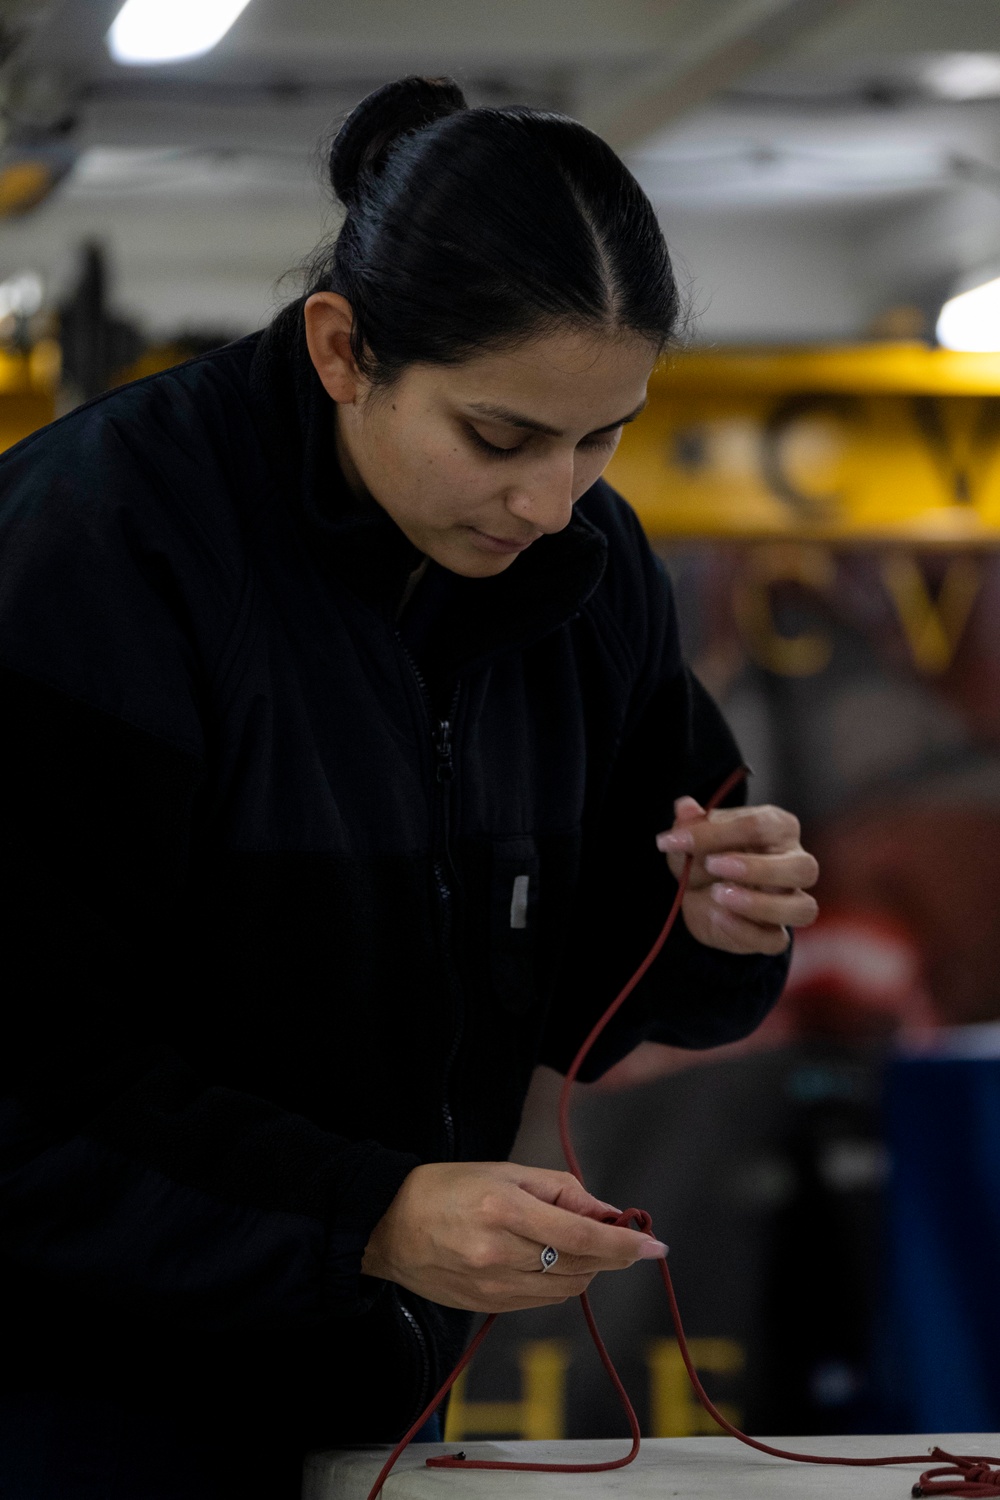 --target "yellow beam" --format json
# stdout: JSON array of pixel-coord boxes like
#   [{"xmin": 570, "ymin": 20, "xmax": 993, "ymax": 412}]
[
  {"xmin": 608, "ymin": 345, "xmax": 1000, "ymax": 541},
  {"xmin": 0, "ymin": 341, "xmax": 58, "ymax": 453},
  {"xmin": 653, "ymin": 343, "xmax": 1000, "ymax": 397}
]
